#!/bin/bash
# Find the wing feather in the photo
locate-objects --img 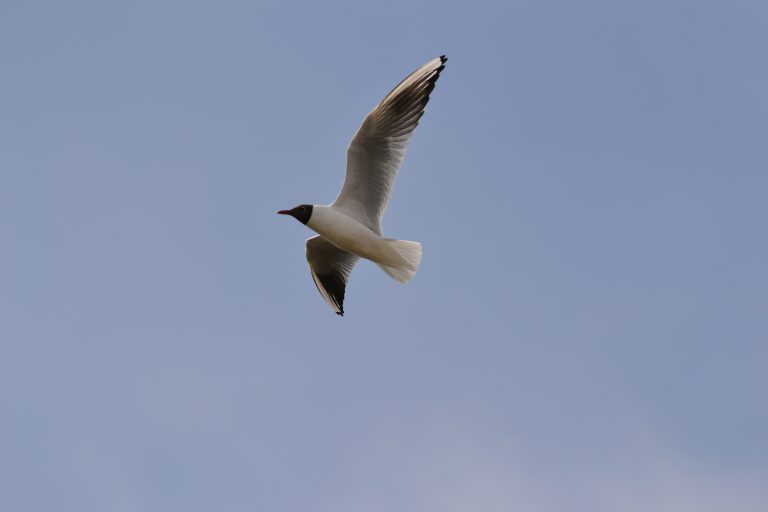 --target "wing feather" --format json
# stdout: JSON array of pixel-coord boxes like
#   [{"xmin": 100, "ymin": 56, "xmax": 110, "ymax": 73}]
[
  {"xmin": 306, "ymin": 236, "xmax": 359, "ymax": 316},
  {"xmin": 332, "ymin": 56, "xmax": 447, "ymax": 232}
]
